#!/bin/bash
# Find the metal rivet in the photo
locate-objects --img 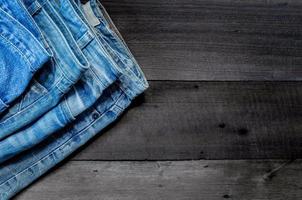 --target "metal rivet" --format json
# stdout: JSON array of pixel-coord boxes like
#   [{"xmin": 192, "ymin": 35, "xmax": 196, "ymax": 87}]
[{"xmin": 92, "ymin": 112, "xmax": 100, "ymax": 120}]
